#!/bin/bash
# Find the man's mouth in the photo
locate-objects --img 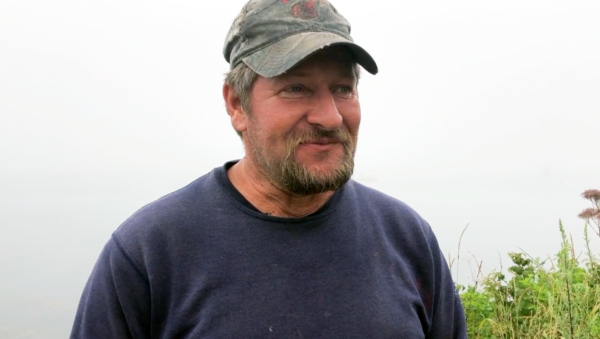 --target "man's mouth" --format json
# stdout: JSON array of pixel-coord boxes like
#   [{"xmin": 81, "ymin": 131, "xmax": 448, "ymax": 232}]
[{"xmin": 301, "ymin": 137, "xmax": 341, "ymax": 145}]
